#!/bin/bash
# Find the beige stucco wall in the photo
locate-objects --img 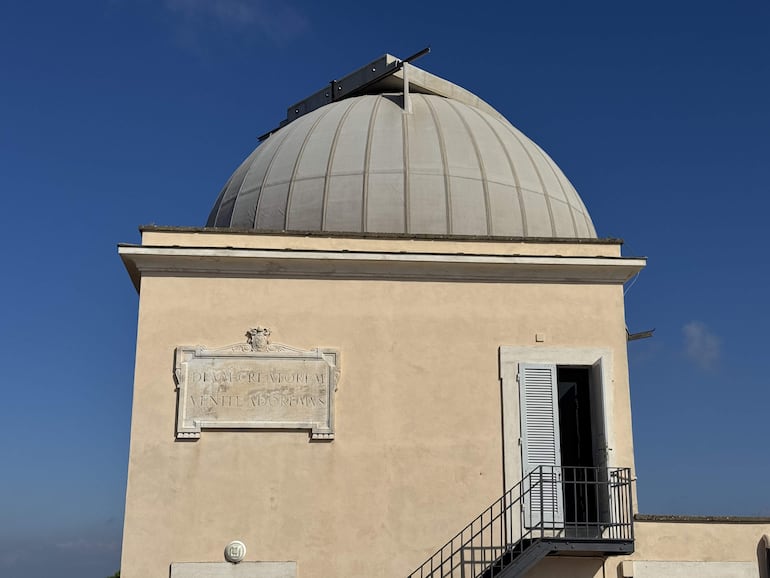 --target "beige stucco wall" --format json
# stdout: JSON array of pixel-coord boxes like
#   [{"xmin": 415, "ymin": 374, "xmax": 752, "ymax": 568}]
[
  {"xmin": 120, "ymin": 231, "xmax": 637, "ymax": 577},
  {"xmin": 629, "ymin": 520, "xmax": 770, "ymax": 563},
  {"xmin": 521, "ymin": 520, "xmax": 770, "ymax": 577}
]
